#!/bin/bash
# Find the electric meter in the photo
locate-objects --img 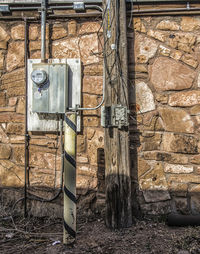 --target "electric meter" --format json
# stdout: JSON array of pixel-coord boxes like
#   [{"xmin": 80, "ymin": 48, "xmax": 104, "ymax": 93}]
[{"xmin": 31, "ymin": 69, "xmax": 47, "ymax": 86}]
